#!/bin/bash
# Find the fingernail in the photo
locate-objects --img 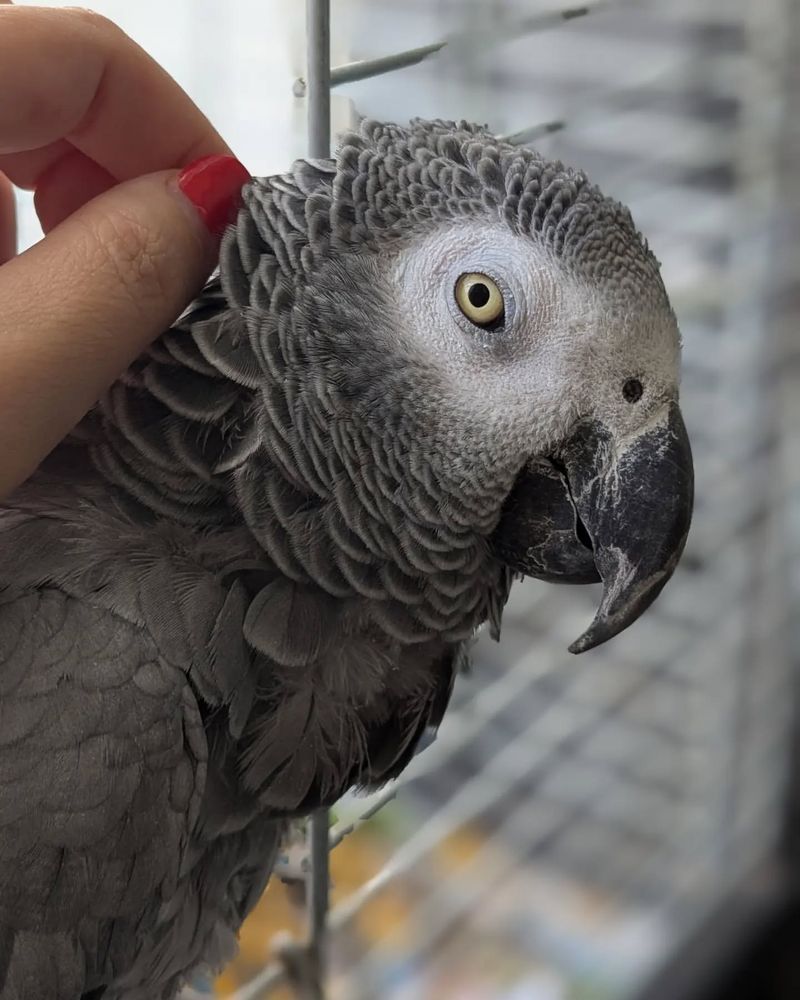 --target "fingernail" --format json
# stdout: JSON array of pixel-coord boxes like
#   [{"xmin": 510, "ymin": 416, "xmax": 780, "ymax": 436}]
[{"xmin": 177, "ymin": 155, "xmax": 251, "ymax": 237}]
